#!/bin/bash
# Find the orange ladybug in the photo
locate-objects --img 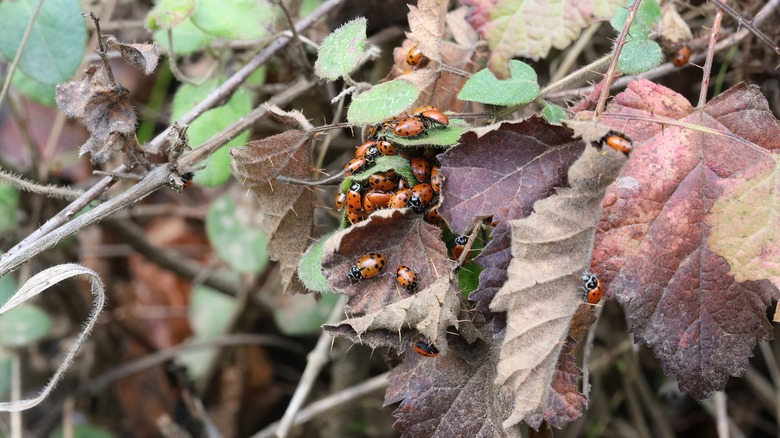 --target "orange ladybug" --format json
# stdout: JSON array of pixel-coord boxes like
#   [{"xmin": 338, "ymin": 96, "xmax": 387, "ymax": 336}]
[
  {"xmin": 451, "ymin": 234, "xmax": 469, "ymax": 261},
  {"xmin": 396, "ymin": 265, "xmax": 418, "ymax": 291},
  {"xmin": 599, "ymin": 131, "xmax": 633, "ymax": 156},
  {"xmin": 406, "ymin": 44, "xmax": 424, "ymax": 66},
  {"xmin": 410, "ymin": 157, "xmax": 431, "ymax": 181},
  {"xmin": 344, "ymin": 156, "xmax": 367, "ymax": 175},
  {"xmin": 408, "ymin": 183, "xmax": 434, "ymax": 212},
  {"xmin": 348, "ymin": 253, "xmax": 387, "ymax": 281},
  {"xmin": 413, "ymin": 106, "xmax": 449, "ymax": 127},
  {"xmin": 346, "ymin": 182, "xmax": 363, "ymax": 214},
  {"xmin": 334, "ymin": 191, "xmax": 347, "ymax": 211},
  {"xmin": 368, "ymin": 172, "xmax": 396, "ymax": 191},
  {"xmin": 673, "ymin": 45, "xmax": 691, "ymax": 67},
  {"xmin": 181, "ymin": 172, "xmax": 195, "ymax": 189},
  {"xmin": 430, "ymin": 166, "xmax": 443, "ymax": 193},
  {"xmin": 394, "ymin": 118, "xmax": 426, "ymax": 137},
  {"xmin": 376, "ymin": 140, "xmax": 397, "ymax": 156},
  {"xmin": 413, "ymin": 340, "xmax": 438, "ymax": 357},
  {"xmin": 389, "ymin": 188, "xmax": 412, "ymax": 209},
  {"xmin": 581, "ymin": 272, "xmax": 603, "ymax": 305},
  {"xmin": 363, "ymin": 190, "xmax": 392, "ymax": 213}
]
